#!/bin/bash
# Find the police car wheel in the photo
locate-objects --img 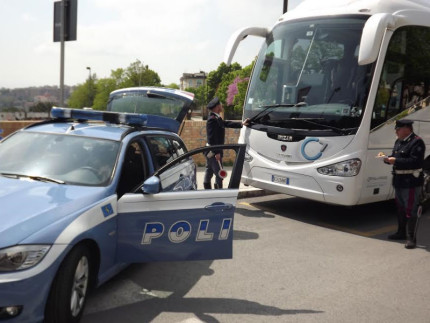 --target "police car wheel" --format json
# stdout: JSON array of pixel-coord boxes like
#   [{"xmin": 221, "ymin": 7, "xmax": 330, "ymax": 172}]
[{"xmin": 45, "ymin": 245, "xmax": 92, "ymax": 323}]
